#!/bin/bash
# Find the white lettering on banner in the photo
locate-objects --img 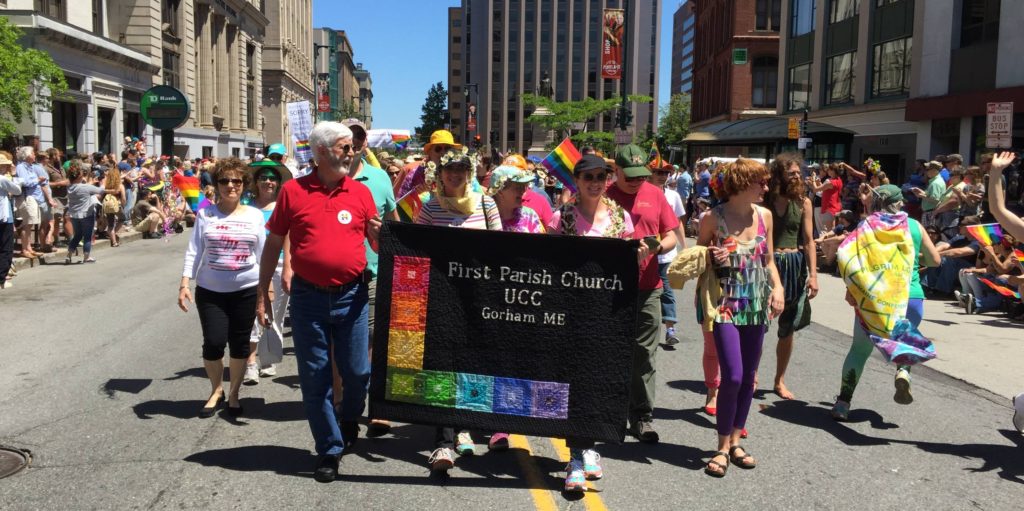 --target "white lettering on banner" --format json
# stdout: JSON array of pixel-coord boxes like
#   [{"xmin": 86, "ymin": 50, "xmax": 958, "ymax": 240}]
[
  {"xmin": 503, "ymin": 288, "xmax": 543, "ymax": 307},
  {"xmin": 481, "ymin": 307, "xmax": 537, "ymax": 324},
  {"xmin": 560, "ymin": 271, "xmax": 624, "ymax": 291}
]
